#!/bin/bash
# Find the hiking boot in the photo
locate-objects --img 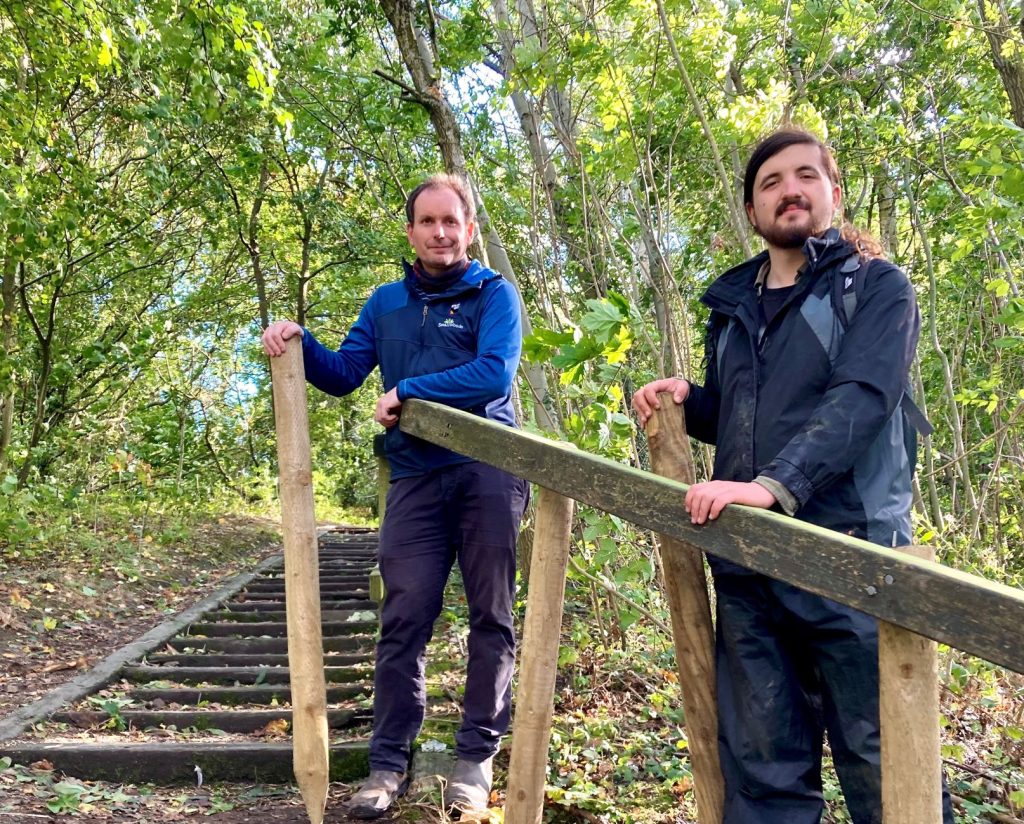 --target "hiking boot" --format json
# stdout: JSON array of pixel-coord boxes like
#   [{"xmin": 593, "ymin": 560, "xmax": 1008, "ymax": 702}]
[
  {"xmin": 346, "ymin": 770, "xmax": 409, "ymax": 820},
  {"xmin": 447, "ymin": 756, "xmax": 493, "ymax": 813}
]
